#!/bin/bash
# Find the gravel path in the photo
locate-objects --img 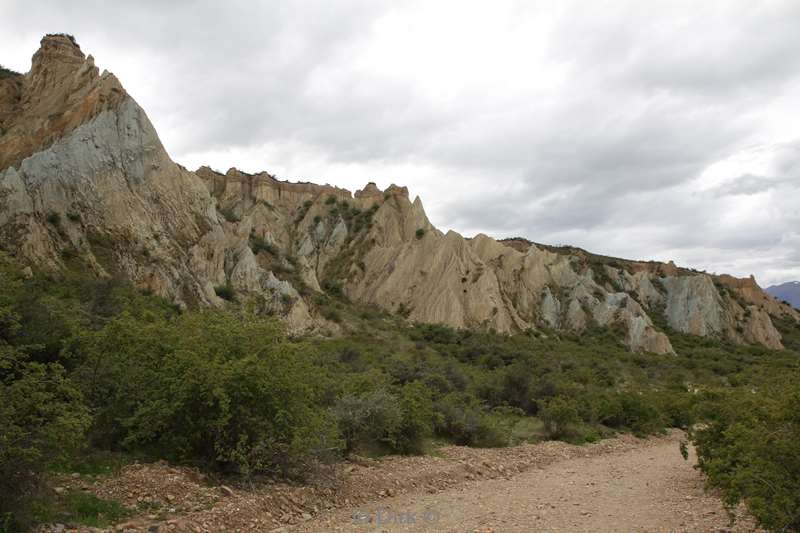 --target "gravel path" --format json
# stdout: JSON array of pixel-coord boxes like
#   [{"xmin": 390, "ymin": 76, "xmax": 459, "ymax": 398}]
[{"xmin": 291, "ymin": 433, "xmax": 761, "ymax": 532}]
